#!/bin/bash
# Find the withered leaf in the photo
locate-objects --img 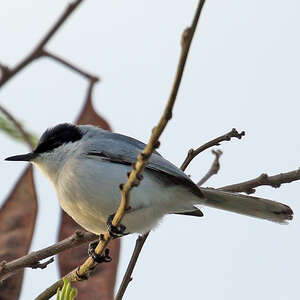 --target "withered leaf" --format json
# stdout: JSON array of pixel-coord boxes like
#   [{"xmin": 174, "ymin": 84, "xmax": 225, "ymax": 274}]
[
  {"xmin": 58, "ymin": 81, "xmax": 120, "ymax": 300},
  {"xmin": 0, "ymin": 166, "xmax": 38, "ymax": 300}
]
